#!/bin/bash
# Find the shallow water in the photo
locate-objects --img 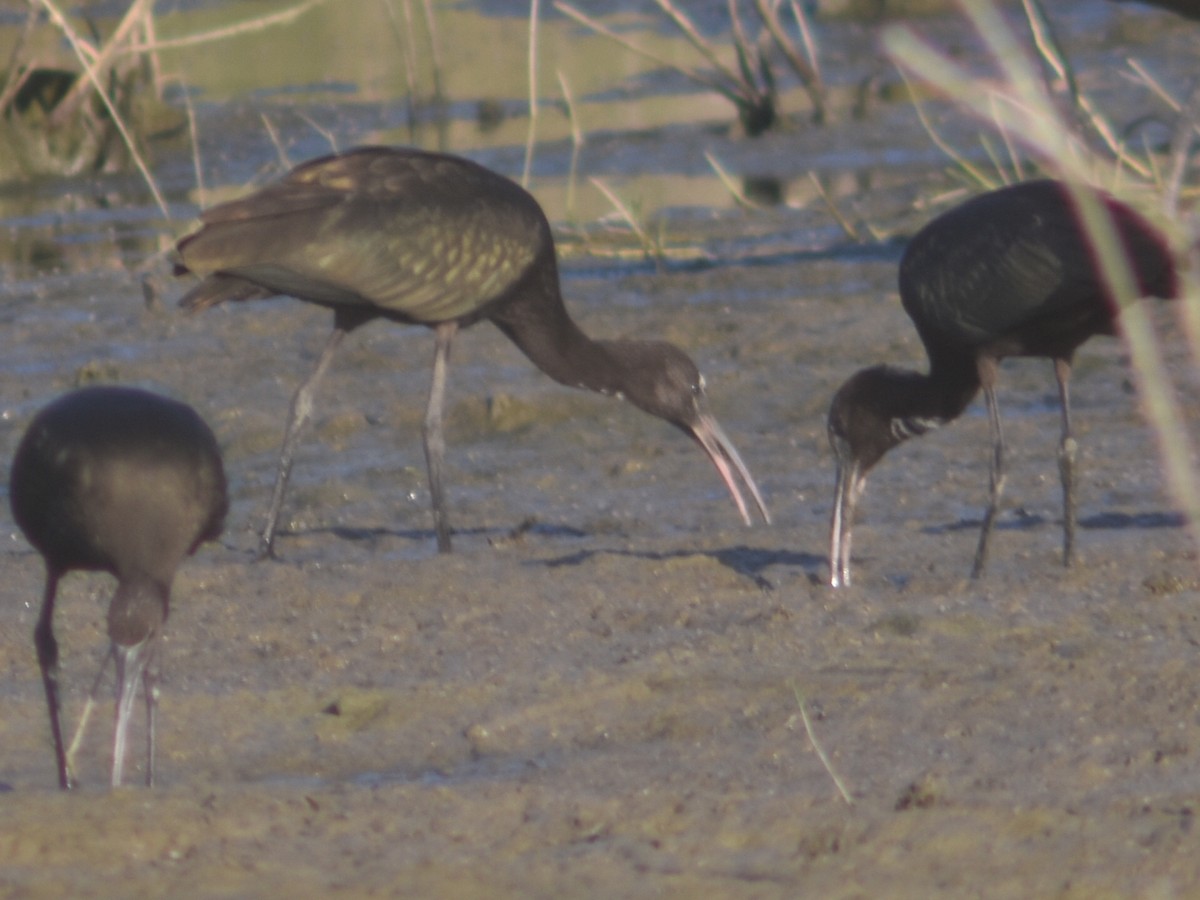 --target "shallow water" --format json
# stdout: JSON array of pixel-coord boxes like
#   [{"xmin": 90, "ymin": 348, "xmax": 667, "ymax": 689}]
[{"xmin": 1, "ymin": 1, "xmax": 1199, "ymax": 896}]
